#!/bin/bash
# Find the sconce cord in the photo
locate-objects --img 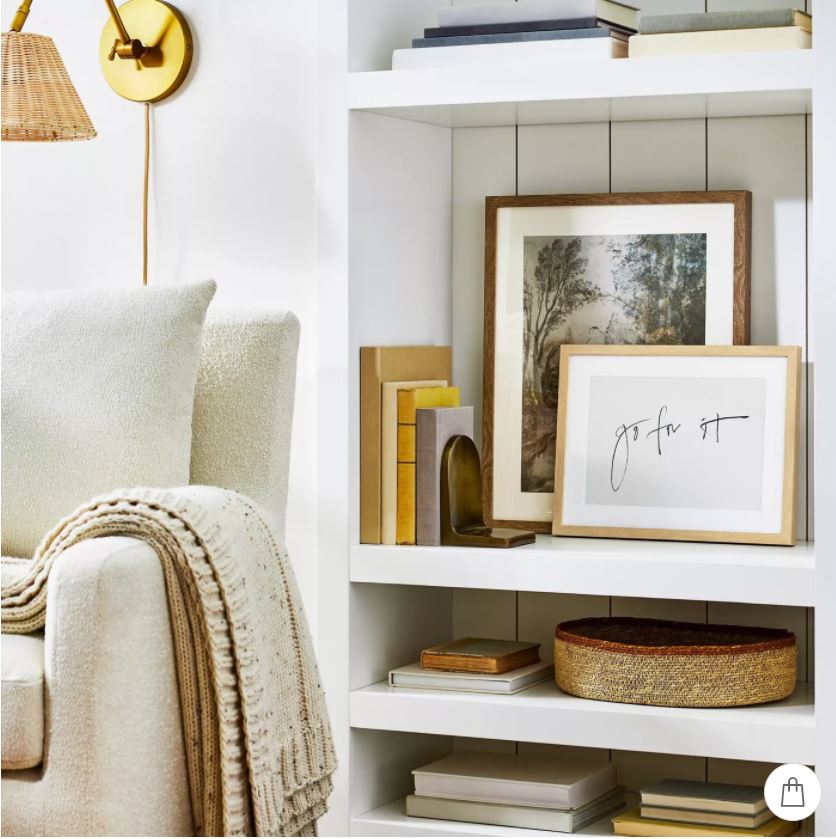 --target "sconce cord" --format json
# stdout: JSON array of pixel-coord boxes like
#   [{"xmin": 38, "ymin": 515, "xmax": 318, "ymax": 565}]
[{"xmin": 143, "ymin": 102, "xmax": 150, "ymax": 286}]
